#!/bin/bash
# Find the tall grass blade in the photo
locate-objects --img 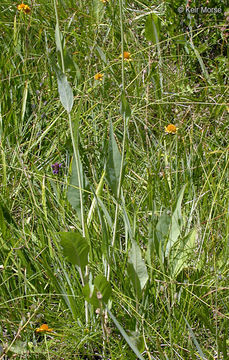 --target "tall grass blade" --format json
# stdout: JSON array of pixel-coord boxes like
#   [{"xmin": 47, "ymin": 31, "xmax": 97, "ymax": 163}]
[
  {"xmin": 183, "ymin": 315, "xmax": 207, "ymax": 360},
  {"xmin": 107, "ymin": 308, "xmax": 148, "ymax": 360},
  {"xmin": 21, "ymin": 80, "xmax": 28, "ymax": 121},
  {"xmin": 189, "ymin": 40, "xmax": 211, "ymax": 84}
]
